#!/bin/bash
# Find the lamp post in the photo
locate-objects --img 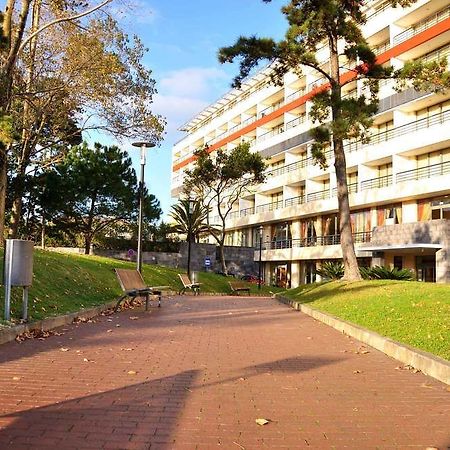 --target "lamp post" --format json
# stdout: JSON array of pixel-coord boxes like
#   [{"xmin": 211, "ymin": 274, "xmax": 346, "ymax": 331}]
[
  {"xmin": 186, "ymin": 198, "xmax": 196, "ymax": 280},
  {"xmin": 132, "ymin": 141, "xmax": 155, "ymax": 273},
  {"xmin": 258, "ymin": 225, "xmax": 263, "ymax": 290}
]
